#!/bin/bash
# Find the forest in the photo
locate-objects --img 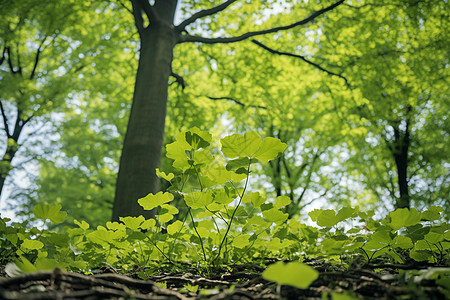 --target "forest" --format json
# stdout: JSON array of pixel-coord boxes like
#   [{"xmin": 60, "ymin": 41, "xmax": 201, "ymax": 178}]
[{"xmin": 0, "ymin": 0, "xmax": 449, "ymax": 299}]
